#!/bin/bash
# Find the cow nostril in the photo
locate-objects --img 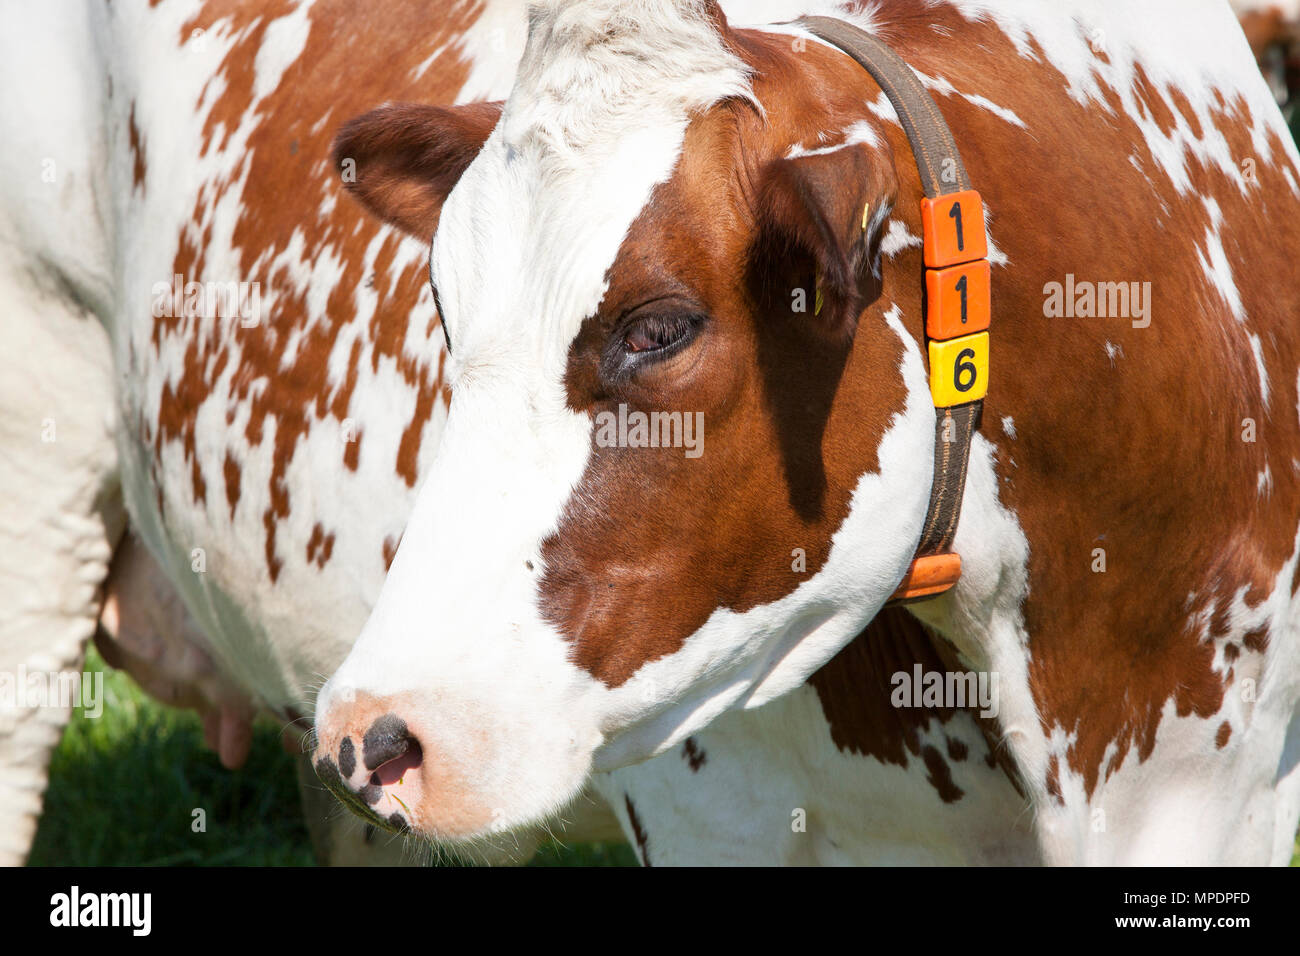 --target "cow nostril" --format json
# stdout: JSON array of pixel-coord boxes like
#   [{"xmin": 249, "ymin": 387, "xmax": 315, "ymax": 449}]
[
  {"xmin": 370, "ymin": 738, "xmax": 423, "ymax": 787},
  {"xmin": 361, "ymin": 712, "xmax": 424, "ymax": 788},
  {"xmin": 361, "ymin": 713, "xmax": 414, "ymax": 771}
]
